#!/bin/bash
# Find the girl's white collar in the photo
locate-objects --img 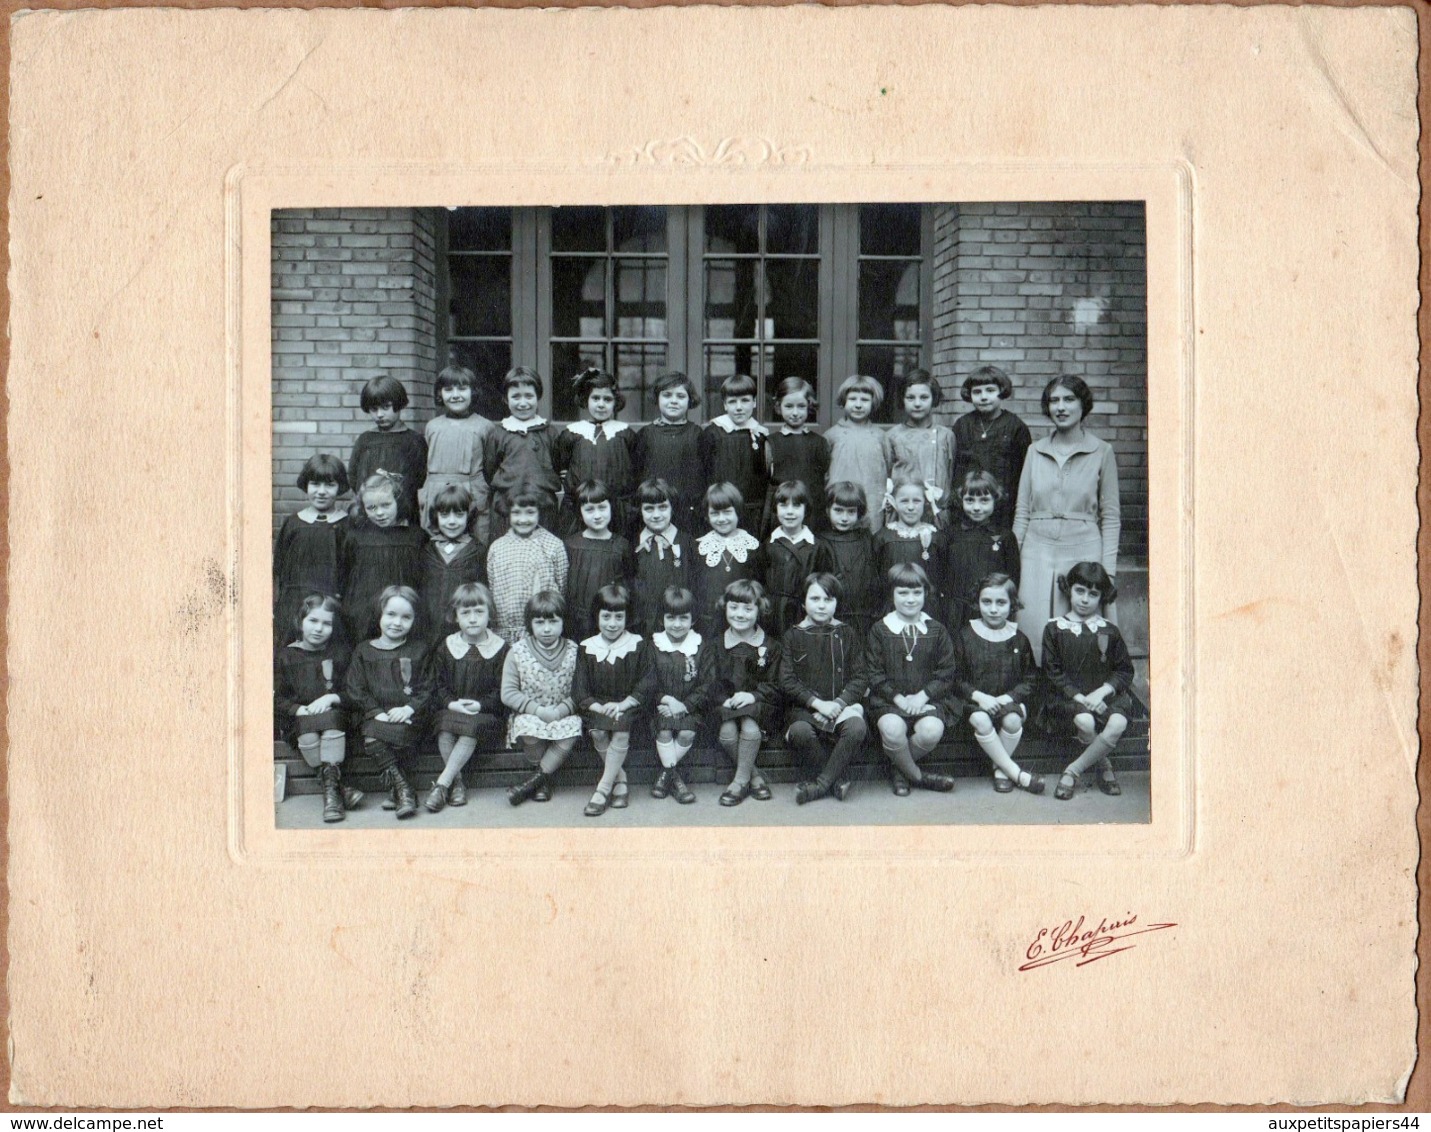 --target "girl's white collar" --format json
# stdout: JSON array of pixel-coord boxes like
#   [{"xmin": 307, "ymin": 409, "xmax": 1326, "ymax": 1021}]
[
  {"xmin": 446, "ymin": 631, "xmax": 505, "ymax": 659},
  {"xmin": 724, "ymin": 626, "xmax": 767, "ymax": 649},
  {"xmin": 580, "ymin": 631, "xmax": 642, "ymax": 663},
  {"xmin": 697, "ymin": 529, "xmax": 759, "ymax": 565},
  {"xmin": 653, "ymin": 630, "xmax": 702, "ymax": 656},
  {"xmin": 882, "ymin": 611, "xmax": 932, "ymax": 635},
  {"xmin": 969, "ymin": 620, "xmax": 1018, "ymax": 642},
  {"xmin": 710, "ymin": 414, "xmax": 769, "ymax": 437},
  {"xmin": 770, "ymin": 526, "xmax": 815, "ymax": 546},
  {"xmin": 1053, "ymin": 614, "xmax": 1109, "ymax": 634},
  {"xmin": 566, "ymin": 419, "xmax": 629, "ymax": 442},
  {"xmin": 298, "ymin": 507, "xmax": 346, "ymax": 524},
  {"xmin": 501, "ymin": 415, "xmax": 547, "ymax": 434}
]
